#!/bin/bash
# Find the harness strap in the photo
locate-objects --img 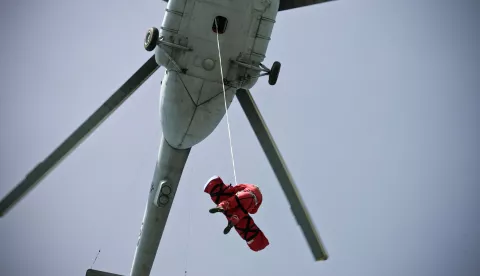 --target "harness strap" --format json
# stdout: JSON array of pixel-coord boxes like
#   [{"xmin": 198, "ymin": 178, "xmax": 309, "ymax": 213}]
[
  {"xmin": 234, "ymin": 216, "xmax": 260, "ymax": 242},
  {"xmin": 209, "ymin": 183, "xmax": 235, "ymax": 204},
  {"xmin": 223, "ymin": 209, "xmax": 259, "ymax": 242},
  {"xmin": 235, "ymin": 195, "xmax": 249, "ymax": 214}
]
